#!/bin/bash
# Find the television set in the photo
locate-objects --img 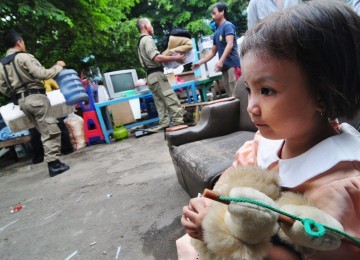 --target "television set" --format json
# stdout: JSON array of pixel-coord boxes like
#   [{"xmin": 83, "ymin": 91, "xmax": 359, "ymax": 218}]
[
  {"xmin": 103, "ymin": 69, "xmax": 142, "ymax": 120},
  {"xmin": 103, "ymin": 69, "xmax": 138, "ymax": 99}
]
